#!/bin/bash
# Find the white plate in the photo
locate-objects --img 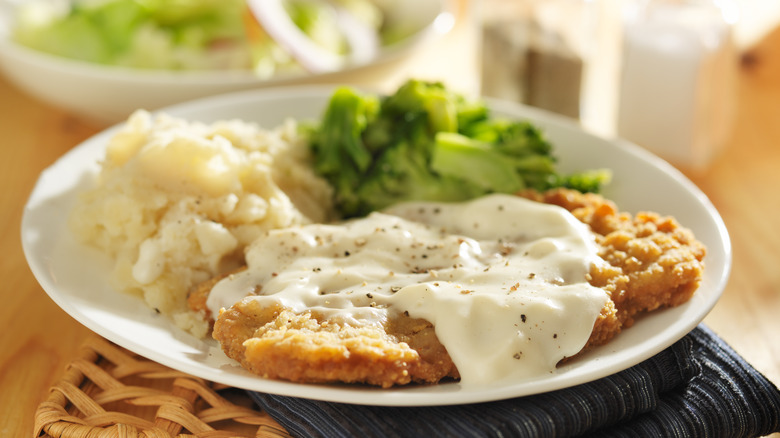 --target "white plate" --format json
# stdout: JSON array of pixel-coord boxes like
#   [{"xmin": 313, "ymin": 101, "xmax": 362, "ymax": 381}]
[
  {"xmin": 21, "ymin": 86, "xmax": 731, "ymax": 406},
  {"xmin": 0, "ymin": 0, "xmax": 453, "ymax": 124}
]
